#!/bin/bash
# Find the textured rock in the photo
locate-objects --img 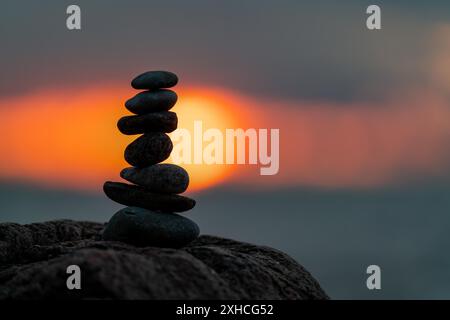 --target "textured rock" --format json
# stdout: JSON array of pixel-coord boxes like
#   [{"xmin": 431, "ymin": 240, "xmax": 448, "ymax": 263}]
[
  {"xmin": 118, "ymin": 111, "xmax": 177, "ymax": 135},
  {"xmin": 125, "ymin": 89, "xmax": 177, "ymax": 115},
  {"xmin": 102, "ymin": 207, "xmax": 199, "ymax": 248},
  {"xmin": 121, "ymin": 164, "xmax": 189, "ymax": 194},
  {"xmin": 0, "ymin": 220, "xmax": 103, "ymax": 265},
  {"xmin": 125, "ymin": 133, "xmax": 173, "ymax": 167},
  {"xmin": 0, "ymin": 220, "xmax": 329, "ymax": 300},
  {"xmin": 131, "ymin": 71, "xmax": 178, "ymax": 90},
  {"xmin": 103, "ymin": 182, "xmax": 196, "ymax": 212}
]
